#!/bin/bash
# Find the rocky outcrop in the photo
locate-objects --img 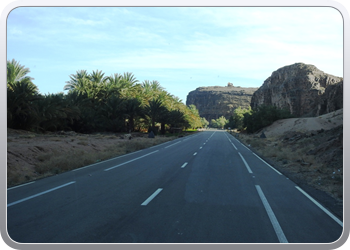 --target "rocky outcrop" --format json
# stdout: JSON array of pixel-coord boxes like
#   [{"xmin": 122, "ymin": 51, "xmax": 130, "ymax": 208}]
[
  {"xmin": 186, "ymin": 84, "xmax": 258, "ymax": 121},
  {"xmin": 316, "ymin": 80, "xmax": 343, "ymax": 116},
  {"xmin": 250, "ymin": 63, "xmax": 343, "ymax": 117}
]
